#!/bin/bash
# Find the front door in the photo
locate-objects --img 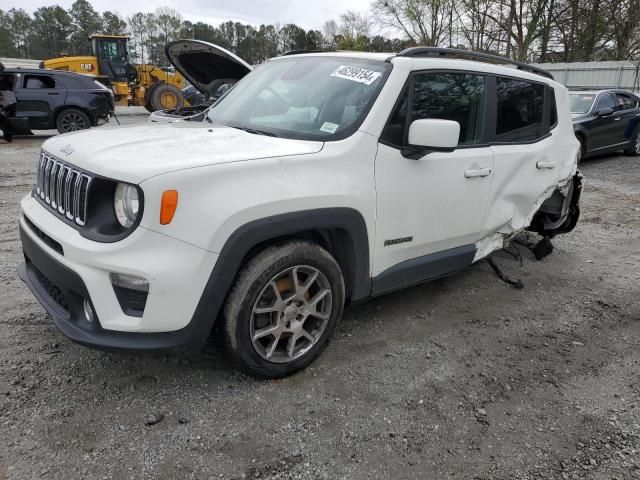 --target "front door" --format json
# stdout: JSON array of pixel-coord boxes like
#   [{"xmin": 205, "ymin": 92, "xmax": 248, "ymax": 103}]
[
  {"xmin": 588, "ymin": 92, "xmax": 623, "ymax": 152},
  {"xmin": 373, "ymin": 71, "xmax": 493, "ymax": 291}
]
